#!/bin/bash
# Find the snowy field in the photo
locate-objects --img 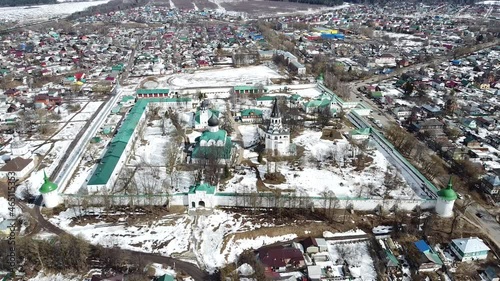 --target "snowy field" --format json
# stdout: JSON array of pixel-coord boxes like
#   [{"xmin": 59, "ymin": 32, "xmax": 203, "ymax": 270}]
[
  {"xmin": 252, "ymin": 130, "xmax": 417, "ymax": 198},
  {"xmin": 0, "ymin": 1, "xmax": 110, "ymax": 22},
  {"xmin": 238, "ymin": 124, "xmax": 260, "ymax": 147},
  {"xmin": 49, "ymin": 208, "xmax": 297, "ymax": 273},
  {"xmin": 161, "ymin": 66, "xmax": 282, "ymax": 88}
]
